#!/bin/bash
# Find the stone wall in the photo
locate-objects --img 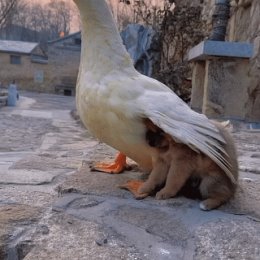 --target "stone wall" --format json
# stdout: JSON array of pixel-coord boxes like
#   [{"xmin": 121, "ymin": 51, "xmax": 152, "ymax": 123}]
[
  {"xmin": 229, "ymin": 0, "xmax": 260, "ymax": 121},
  {"xmin": 202, "ymin": 0, "xmax": 260, "ymax": 121},
  {"xmin": 155, "ymin": 0, "xmax": 259, "ymax": 121}
]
